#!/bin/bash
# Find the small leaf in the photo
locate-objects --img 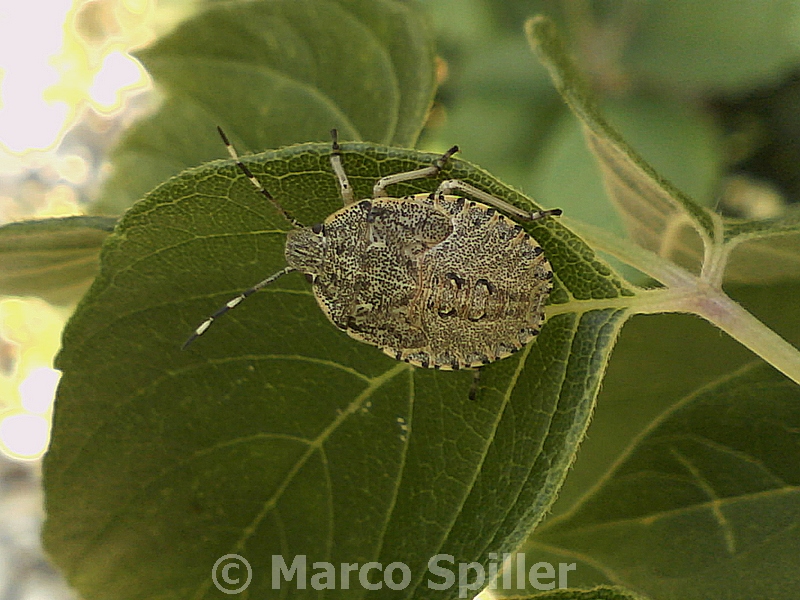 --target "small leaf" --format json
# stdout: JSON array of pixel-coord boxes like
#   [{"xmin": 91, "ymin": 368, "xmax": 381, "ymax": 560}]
[
  {"xmin": 0, "ymin": 216, "xmax": 116, "ymax": 305},
  {"xmin": 532, "ymin": 363, "xmax": 800, "ymax": 599},
  {"xmin": 723, "ymin": 206, "xmax": 800, "ymax": 284},
  {"xmin": 526, "ymin": 16, "xmax": 714, "ymax": 276},
  {"xmin": 44, "ymin": 143, "xmax": 632, "ymax": 599},
  {"xmin": 93, "ymin": 0, "xmax": 437, "ymax": 214}
]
